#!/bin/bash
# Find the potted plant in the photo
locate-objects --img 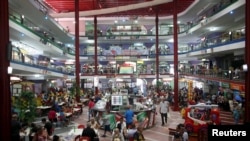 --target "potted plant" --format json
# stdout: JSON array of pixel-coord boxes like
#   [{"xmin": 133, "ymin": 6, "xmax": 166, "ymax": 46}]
[
  {"xmin": 13, "ymin": 90, "xmax": 37, "ymax": 123},
  {"xmin": 69, "ymin": 81, "xmax": 81, "ymax": 102}
]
